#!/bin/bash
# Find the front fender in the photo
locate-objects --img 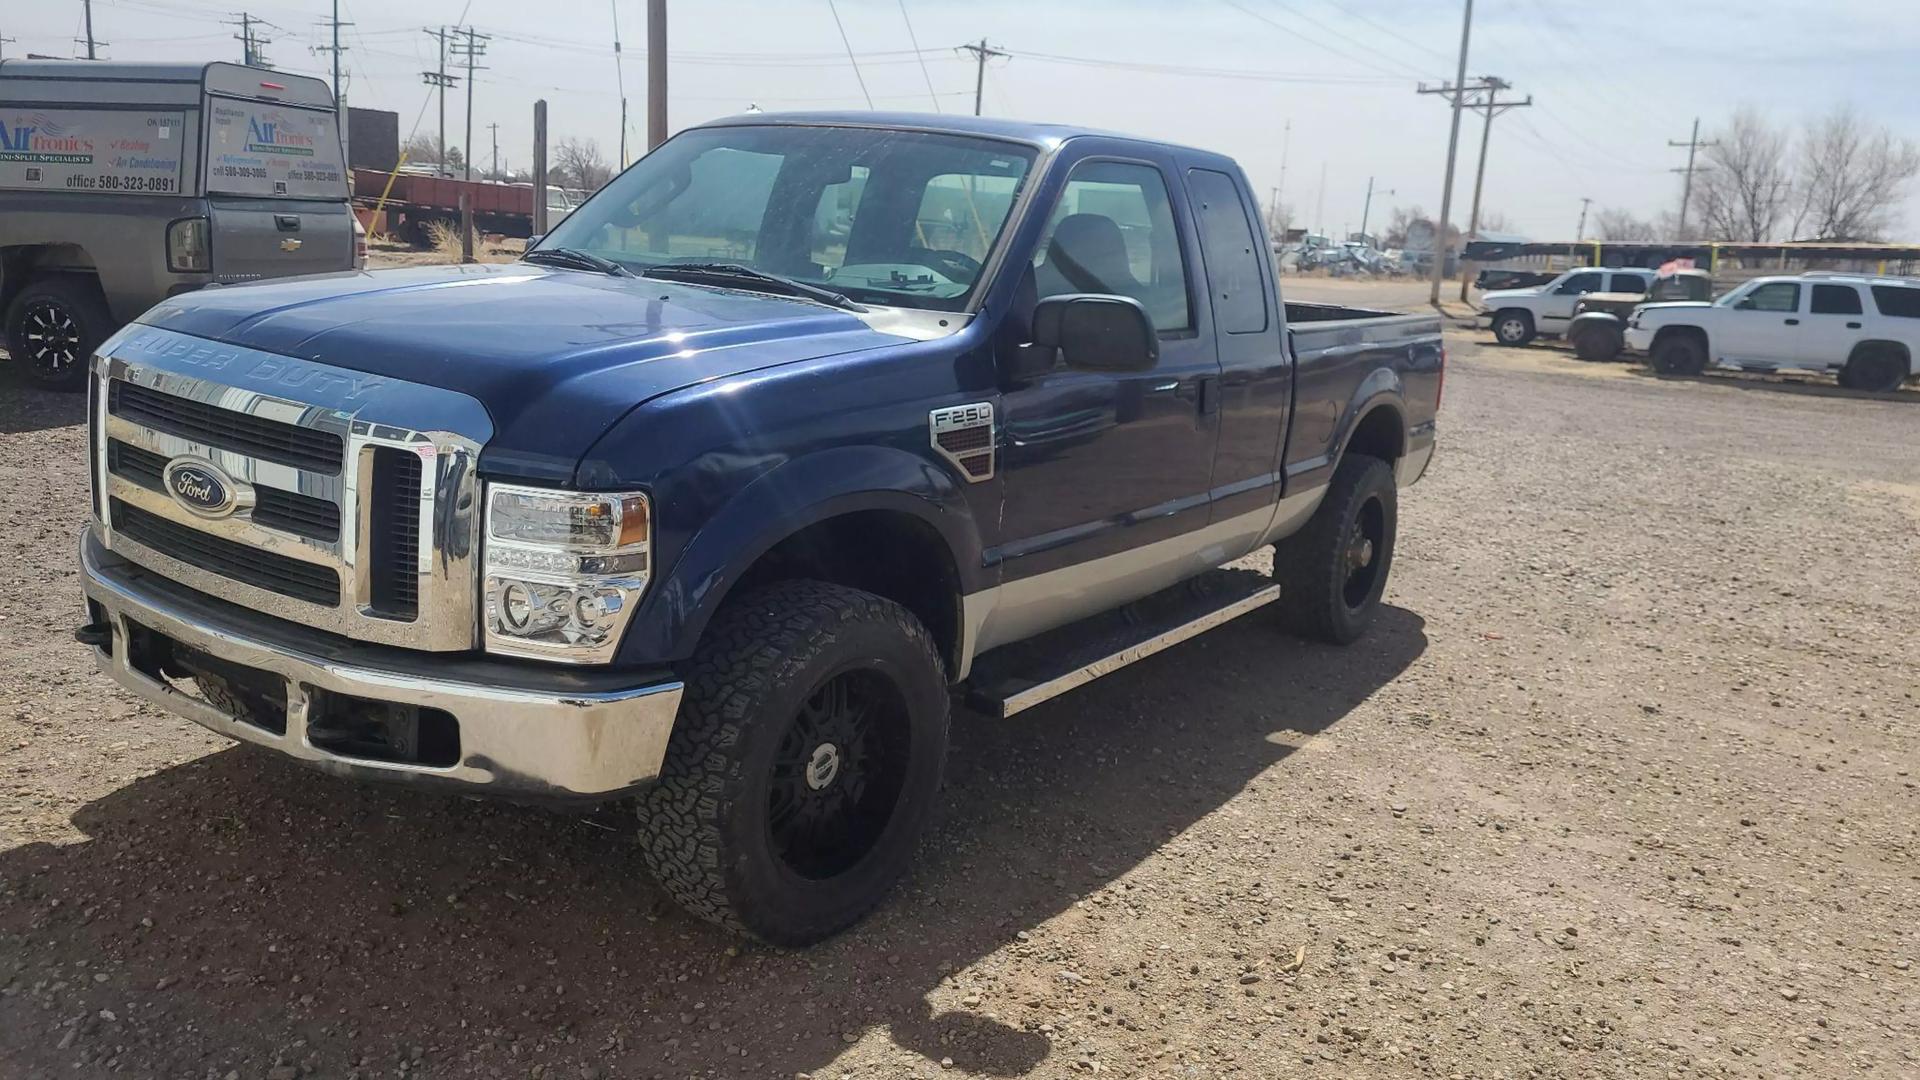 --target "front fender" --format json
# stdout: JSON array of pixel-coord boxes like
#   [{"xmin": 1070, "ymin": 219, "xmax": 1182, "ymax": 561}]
[
  {"xmin": 1570, "ymin": 311, "xmax": 1623, "ymax": 330},
  {"xmin": 614, "ymin": 444, "xmax": 985, "ymax": 666}
]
